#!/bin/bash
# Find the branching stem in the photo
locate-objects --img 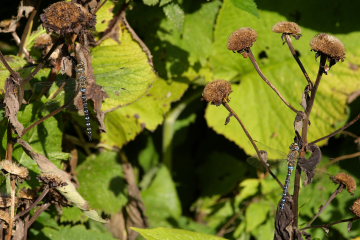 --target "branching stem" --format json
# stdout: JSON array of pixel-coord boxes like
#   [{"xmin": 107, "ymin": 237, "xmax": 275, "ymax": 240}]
[
  {"xmin": 247, "ymin": 49, "xmax": 299, "ymax": 114},
  {"xmin": 222, "ymin": 102, "xmax": 283, "ymax": 188}
]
